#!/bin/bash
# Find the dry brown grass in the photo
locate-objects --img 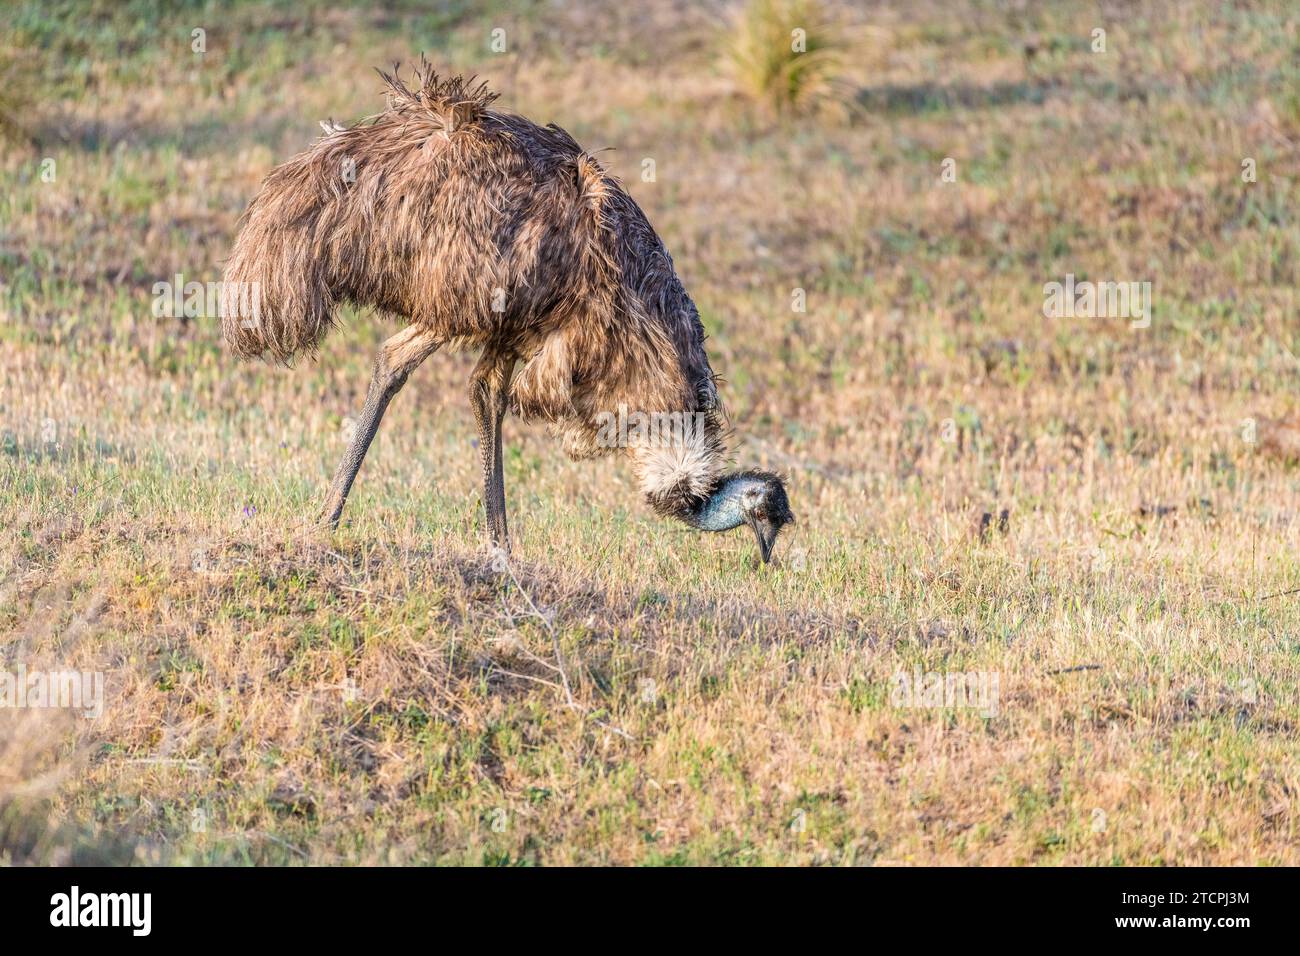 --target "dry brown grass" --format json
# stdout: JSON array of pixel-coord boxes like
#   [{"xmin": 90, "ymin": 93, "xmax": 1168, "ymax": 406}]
[
  {"xmin": 3, "ymin": 0, "xmax": 1300, "ymax": 864},
  {"xmin": 0, "ymin": 44, "xmax": 40, "ymax": 145}
]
